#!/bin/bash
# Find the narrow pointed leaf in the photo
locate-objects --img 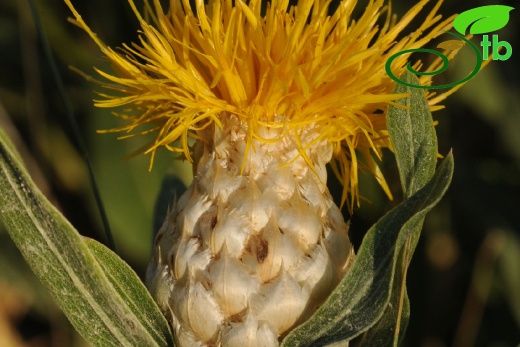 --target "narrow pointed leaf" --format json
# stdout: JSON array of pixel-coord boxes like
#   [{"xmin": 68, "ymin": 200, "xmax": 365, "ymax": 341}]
[
  {"xmin": 358, "ymin": 244, "xmax": 412, "ymax": 347},
  {"xmin": 84, "ymin": 237, "xmax": 176, "ymax": 346},
  {"xmin": 281, "ymin": 152, "xmax": 454, "ymax": 346},
  {"xmin": 361, "ymin": 70, "xmax": 443, "ymax": 346},
  {"xmin": 387, "ymin": 70, "xmax": 438, "ymax": 199},
  {"xmin": 0, "ymin": 128, "xmax": 174, "ymax": 347}
]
